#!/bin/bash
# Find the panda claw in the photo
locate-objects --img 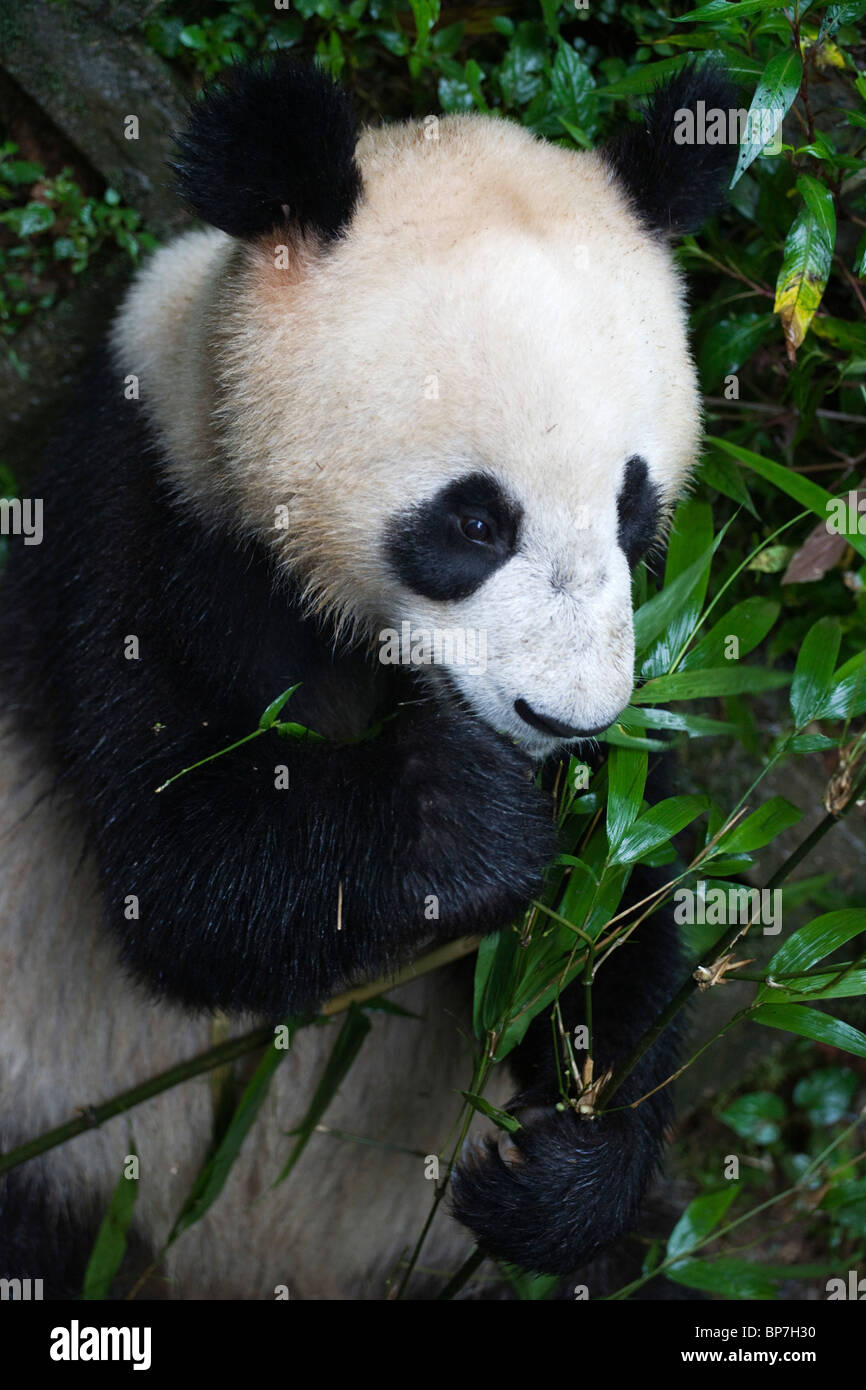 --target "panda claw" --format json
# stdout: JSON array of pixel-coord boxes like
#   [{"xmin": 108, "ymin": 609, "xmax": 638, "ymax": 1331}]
[{"xmin": 496, "ymin": 1130, "xmax": 523, "ymax": 1167}]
